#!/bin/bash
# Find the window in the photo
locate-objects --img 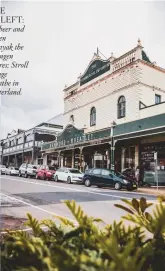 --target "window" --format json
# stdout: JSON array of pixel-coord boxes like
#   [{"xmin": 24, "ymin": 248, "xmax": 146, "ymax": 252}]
[
  {"xmin": 90, "ymin": 107, "xmax": 96, "ymax": 126},
  {"xmin": 155, "ymin": 94, "xmax": 161, "ymax": 104},
  {"xmin": 69, "ymin": 169, "xmax": 81, "ymax": 174},
  {"xmin": 101, "ymin": 169, "xmax": 110, "ymax": 176},
  {"xmin": 70, "ymin": 115, "xmax": 74, "ymax": 122},
  {"xmin": 92, "ymin": 169, "xmax": 101, "ymax": 175},
  {"xmin": 117, "ymin": 96, "xmax": 126, "ymax": 118}
]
